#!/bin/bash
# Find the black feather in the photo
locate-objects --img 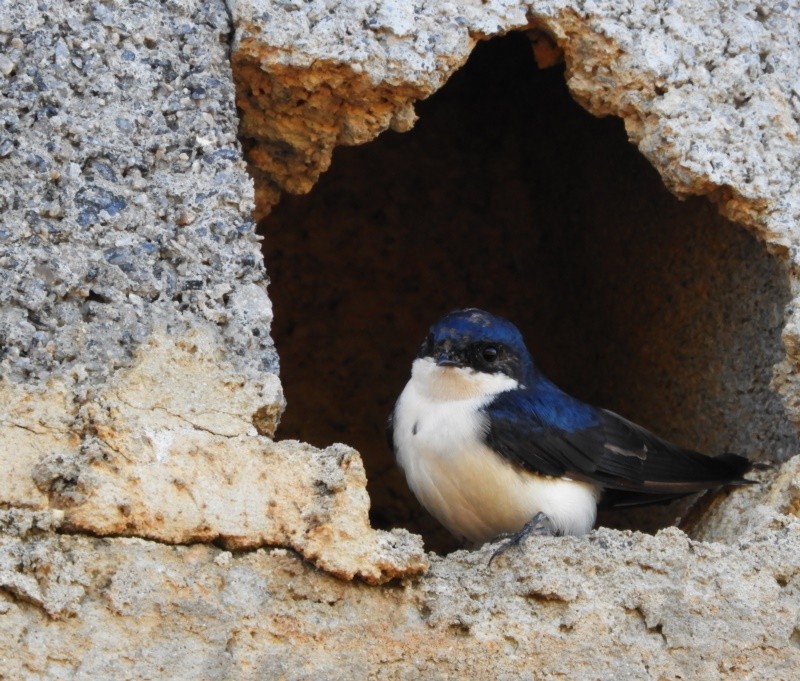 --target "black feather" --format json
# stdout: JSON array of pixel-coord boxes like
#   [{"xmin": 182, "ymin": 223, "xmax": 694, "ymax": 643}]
[{"xmin": 483, "ymin": 377, "xmax": 753, "ymax": 506}]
